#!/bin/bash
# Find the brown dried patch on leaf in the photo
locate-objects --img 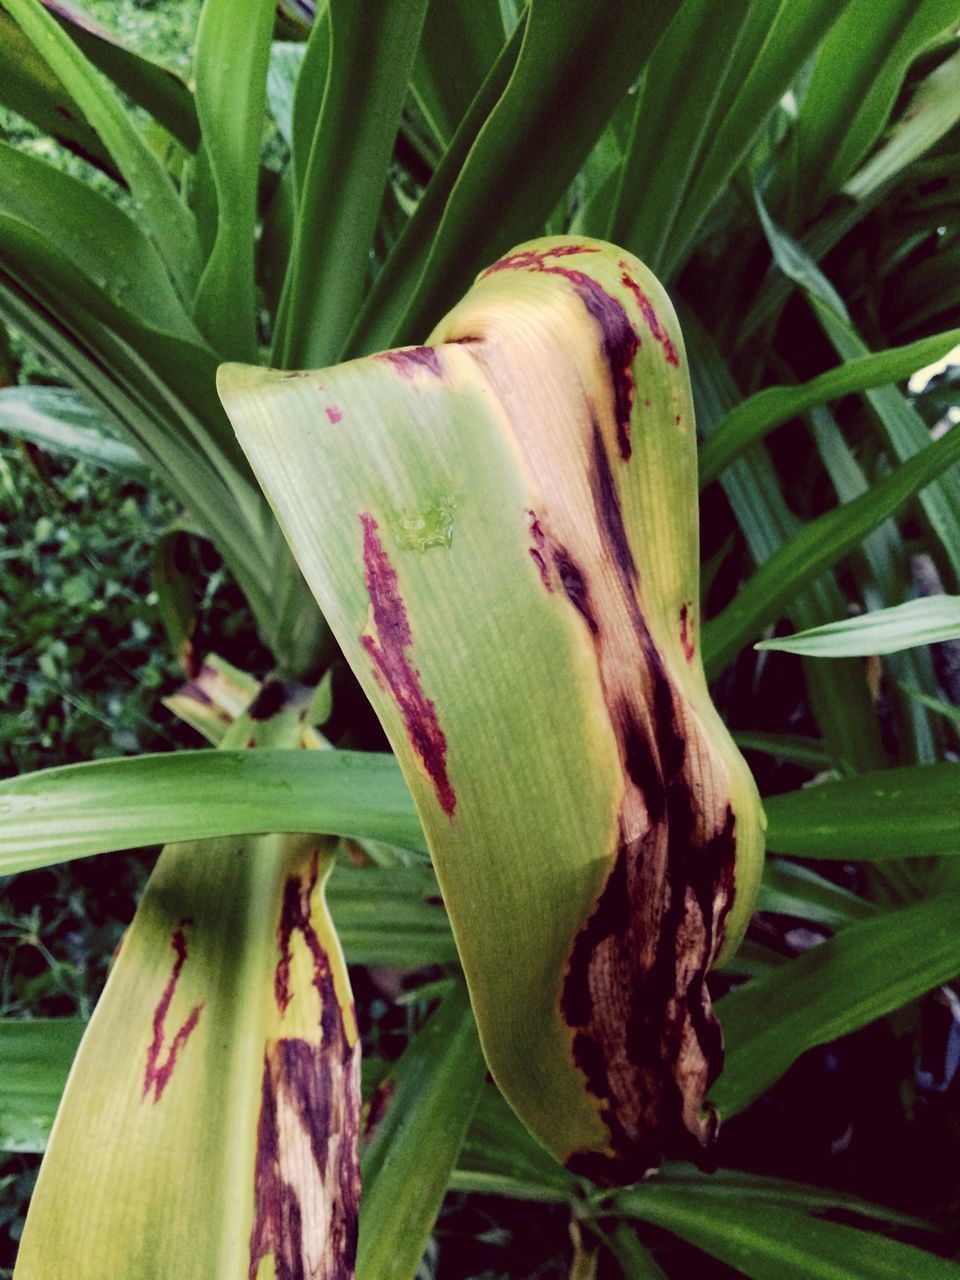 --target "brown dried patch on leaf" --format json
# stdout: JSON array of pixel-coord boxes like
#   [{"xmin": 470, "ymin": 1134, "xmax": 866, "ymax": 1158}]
[
  {"xmin": 142, "ymin": 919, "xmax": 203, "ymax": 1104},
  {"xmin": 550, "ymin": 420, "xmax": 736, "ymax": 1182},
  {"xmin": 249, "ymin": 1037, "xmax": 360, "ymax": 1280},
  {"xmin": 250, "ymin": 866, "xmax": 361, "ymax": 1280}
]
